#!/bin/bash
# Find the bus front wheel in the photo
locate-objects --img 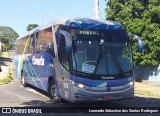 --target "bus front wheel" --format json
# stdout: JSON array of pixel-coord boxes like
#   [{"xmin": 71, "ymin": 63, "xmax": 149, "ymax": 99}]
[
  {"xmin": 21, "ymin": 73, "xmax": 28, "ymax": 87},
  {"xmin": 48, "ymin": 80, "xmax": 60, "ymax": 103}
]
